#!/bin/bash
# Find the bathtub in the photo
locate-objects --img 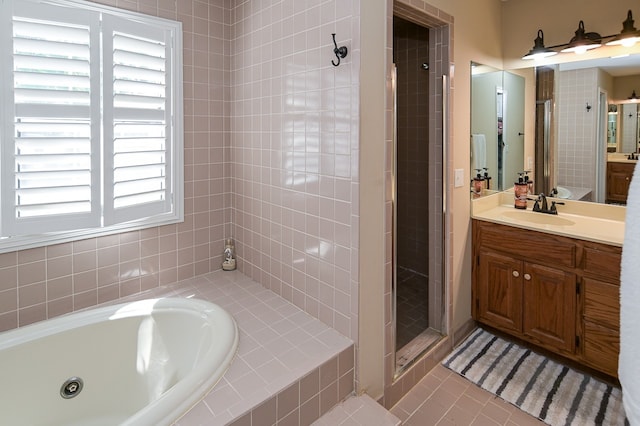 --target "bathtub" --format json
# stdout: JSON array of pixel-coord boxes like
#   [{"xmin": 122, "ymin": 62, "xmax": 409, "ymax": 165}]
[{"xmin": 0, "ymin": 297, "xmax": 238, "ymax": 426}]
